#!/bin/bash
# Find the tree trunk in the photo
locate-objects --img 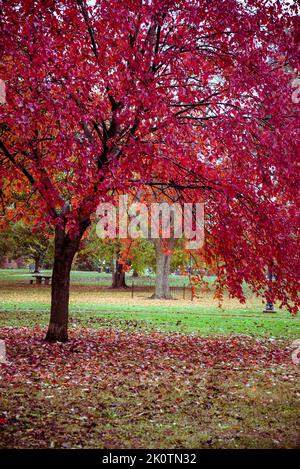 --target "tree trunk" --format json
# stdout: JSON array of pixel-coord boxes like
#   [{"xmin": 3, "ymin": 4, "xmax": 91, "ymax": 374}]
[
  {"xmin": 152, "ymin": 238, "xmax": 176, "ymax": 299},
  {"xmin": 132, "ymin": 269, "xmax": 139, "ymax": 278},
  {"xmin": 45, "ymin": 224, "xmax": 86, "ymax": 342},
  {"xmin": 46, "ymin": 256, "xmax": 72, "ymax": 342},
  {"xmin": 33, "ymin": 256, "xmax": 41, "ymax": 273},
  {"xmin": 112, "ymin": 259, "xmax": 127, "ymax": 288}
]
